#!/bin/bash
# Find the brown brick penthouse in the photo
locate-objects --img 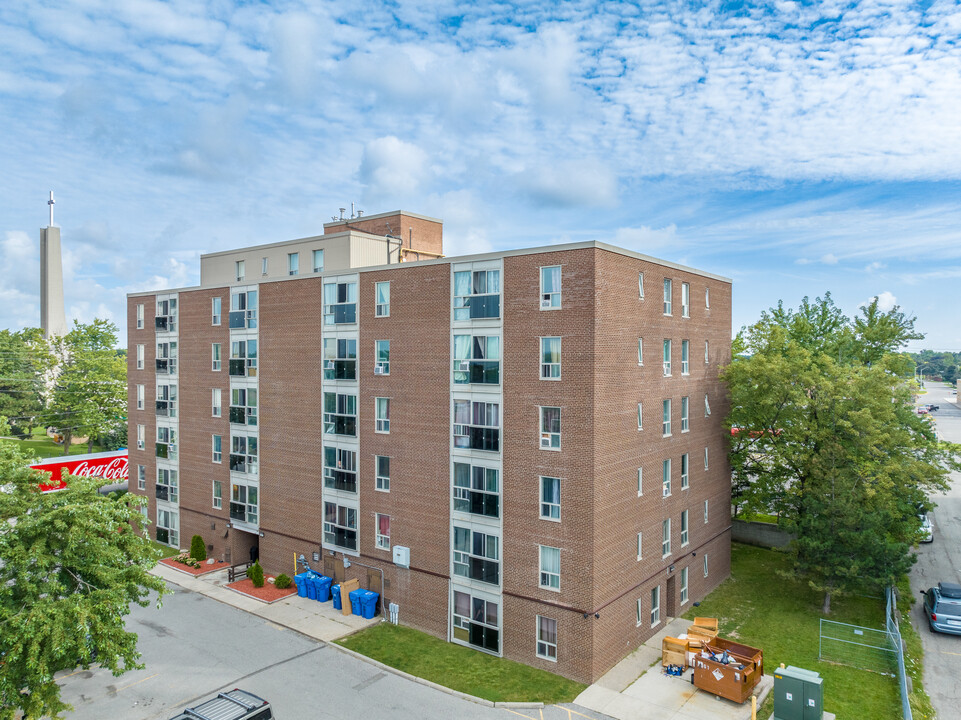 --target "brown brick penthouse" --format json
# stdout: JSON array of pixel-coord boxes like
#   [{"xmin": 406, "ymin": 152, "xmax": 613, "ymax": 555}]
[{"xmin": 127, "ymin": 209, "xmax": 732, "ymax": 683}]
